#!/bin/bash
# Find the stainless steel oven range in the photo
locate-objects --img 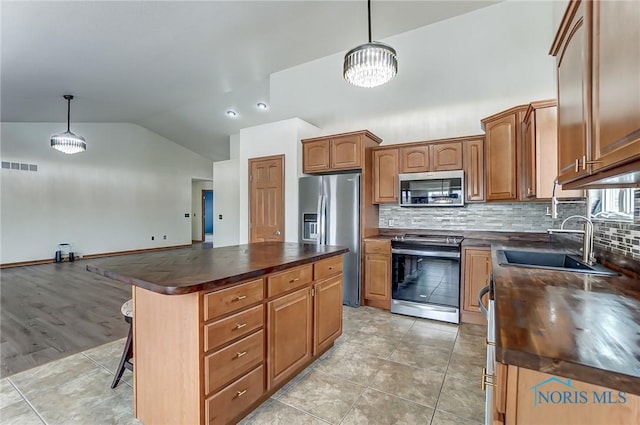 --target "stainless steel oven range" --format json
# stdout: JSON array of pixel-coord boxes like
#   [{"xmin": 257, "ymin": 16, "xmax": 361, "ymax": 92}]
[{"xmin": 391, "ymin": 234, "xmax": 463, "ymax": 323}]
